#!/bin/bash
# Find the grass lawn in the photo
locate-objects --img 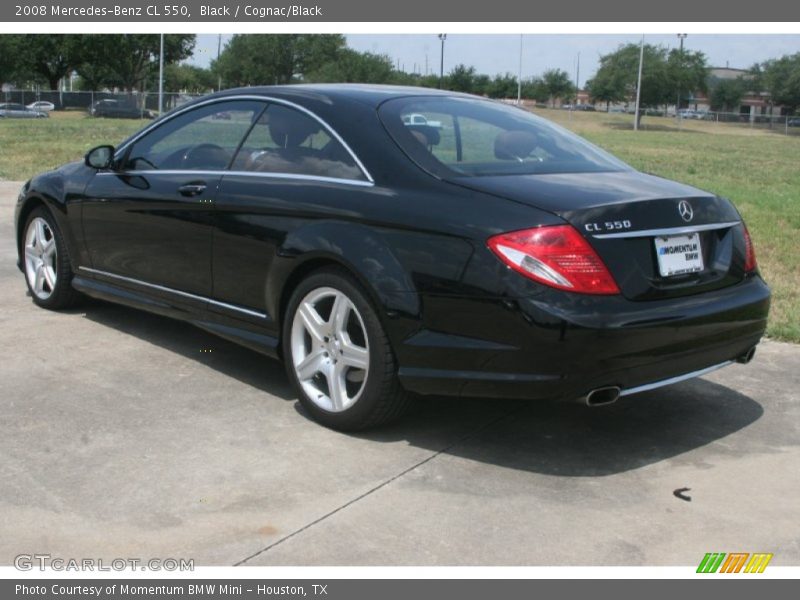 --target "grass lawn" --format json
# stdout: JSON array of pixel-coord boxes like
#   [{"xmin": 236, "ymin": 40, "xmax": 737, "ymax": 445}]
[
  {"xmin": 1, "ymin": 108, "xmax": 798, "ymax": 342},
  {"xmin": 0, "ymin": 111, "xmax": 143, "ymax": 180}
]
